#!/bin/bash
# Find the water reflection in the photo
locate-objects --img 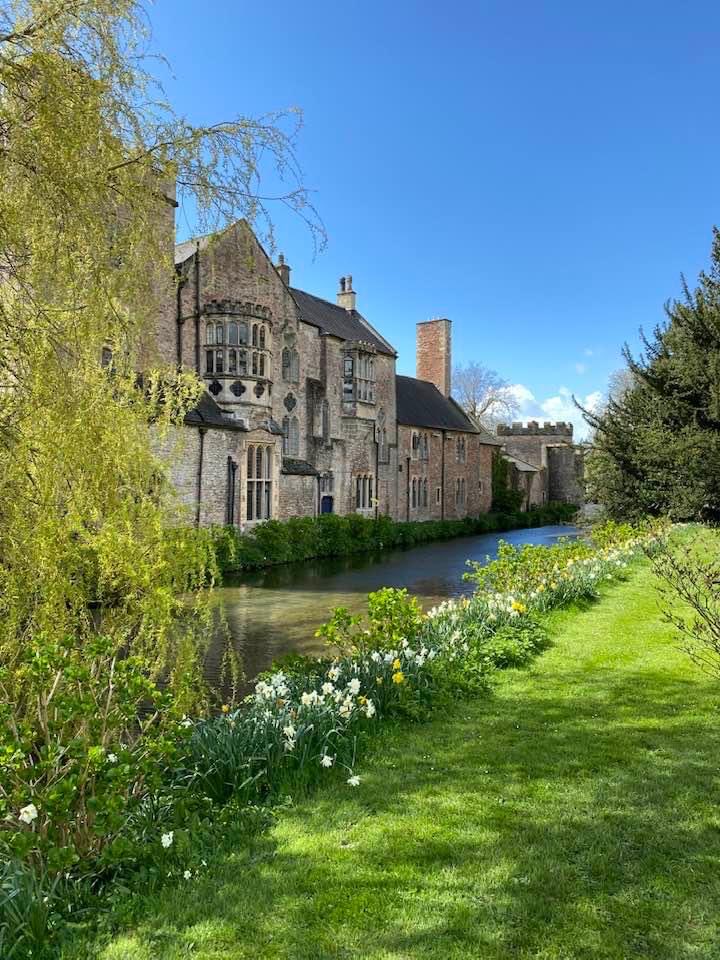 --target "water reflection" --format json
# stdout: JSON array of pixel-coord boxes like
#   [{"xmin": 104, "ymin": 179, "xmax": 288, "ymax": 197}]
[{"xmin": 210, "ymin": 524, "xmax": 578, "ymax": 684}]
